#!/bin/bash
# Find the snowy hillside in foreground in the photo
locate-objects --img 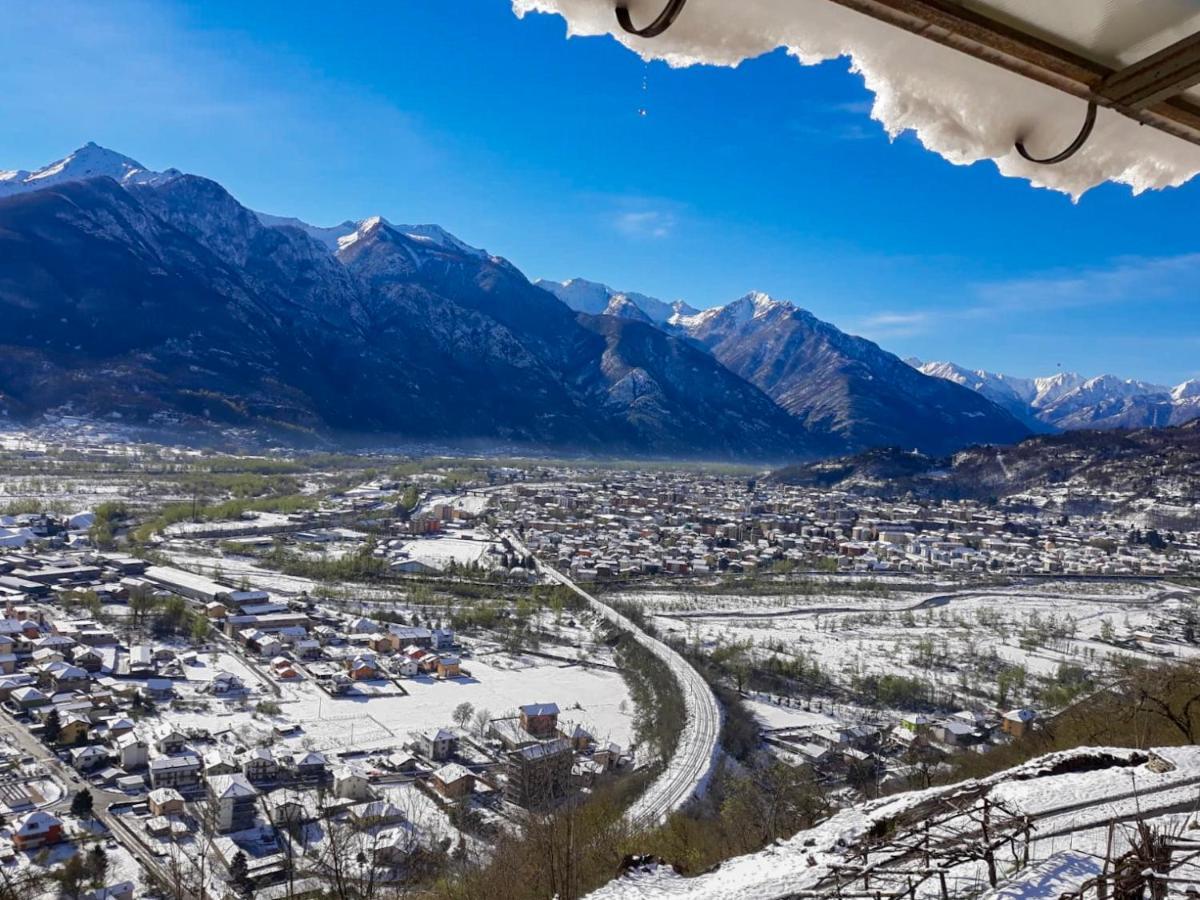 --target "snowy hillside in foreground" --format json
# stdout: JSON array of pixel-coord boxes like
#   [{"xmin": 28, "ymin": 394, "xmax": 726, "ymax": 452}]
[{"xmin": 589, "ymin": 745, "xmax": 1200, "ymax": 899}]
